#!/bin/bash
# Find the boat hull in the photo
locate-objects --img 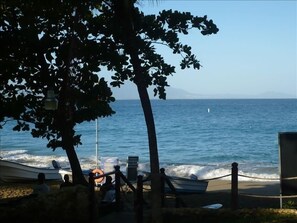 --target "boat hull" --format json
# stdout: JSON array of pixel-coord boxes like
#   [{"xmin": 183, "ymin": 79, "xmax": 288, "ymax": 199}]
[
  {"xmin": 0, "ymin": 160, "xmax": 63, "ymax": 182},
  {"xmin": 165, "ymin": 176, "xmax": 208, "ymax": 194}
]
